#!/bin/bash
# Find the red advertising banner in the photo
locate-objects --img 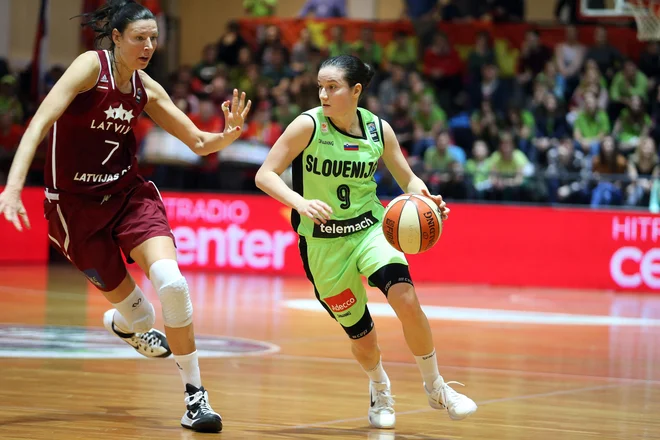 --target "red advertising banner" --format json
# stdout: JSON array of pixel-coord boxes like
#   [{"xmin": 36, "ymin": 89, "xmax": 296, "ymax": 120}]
[
  {"xmin": 159, "ymin": 192, "xmax": 660, "ymax": 293},
  {"xmin": 0, "ymin": 187, "xmax": 49, "ymax": 264},
  {"xmin": 2, "ymin": 189, "xmax": 659, "ymax": 292}
]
